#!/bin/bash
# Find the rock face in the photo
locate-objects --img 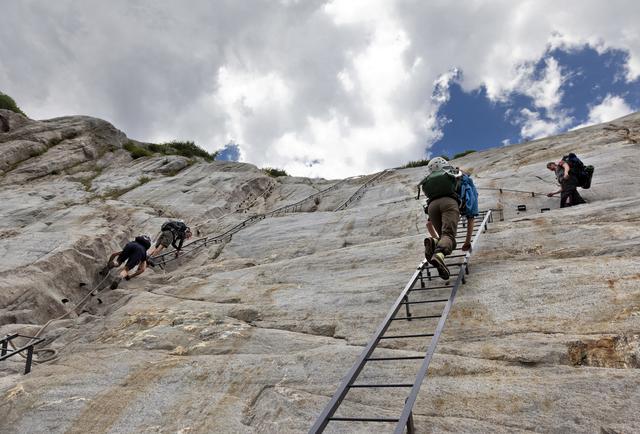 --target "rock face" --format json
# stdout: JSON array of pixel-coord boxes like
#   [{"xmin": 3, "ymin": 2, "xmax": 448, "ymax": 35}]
[{"xmin": 0, "ymin": 108, "xmax": 639, "ymax": 433}]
